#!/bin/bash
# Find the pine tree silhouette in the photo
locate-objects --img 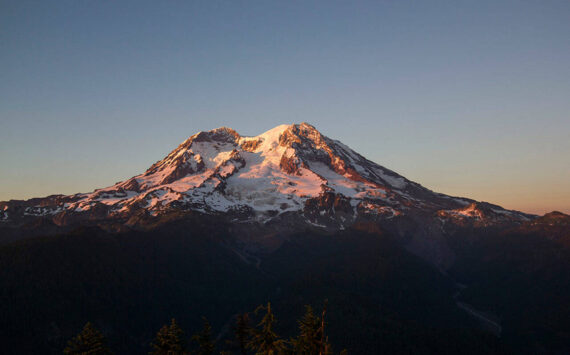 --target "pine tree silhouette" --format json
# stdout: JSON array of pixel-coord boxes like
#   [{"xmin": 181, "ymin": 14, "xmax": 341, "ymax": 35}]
[
  {"xmin": 149, "ymin": 318, "xmax": 187, "ymax": 355},
  {"xmin": 226, "ymin": 313, "xmax": 251, "ymax": 355},
  {"xmin": 247, "ymin": 302, "xmax": 287, "ymax": 355},
  {"xmin": 289, "ymin": 302, "xmax": 335, "ymax": 355},
  {"xmin": 290, "ymin": 306, "xmax": 321, "ymax": 355},
  {"xmin": 235, "ymin": 313, "xmax": 251, "ymax": 355},
  {"xmin": 63, "ymin": 322, "xmax": 112, "ymax": 355},
  {"xmin": 191, "ymin": 317, "xmax": 215, "ymax": 355},
  {"xmin": 318, "ymin": 301, "xmax": 332, "ymax": 355}
]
